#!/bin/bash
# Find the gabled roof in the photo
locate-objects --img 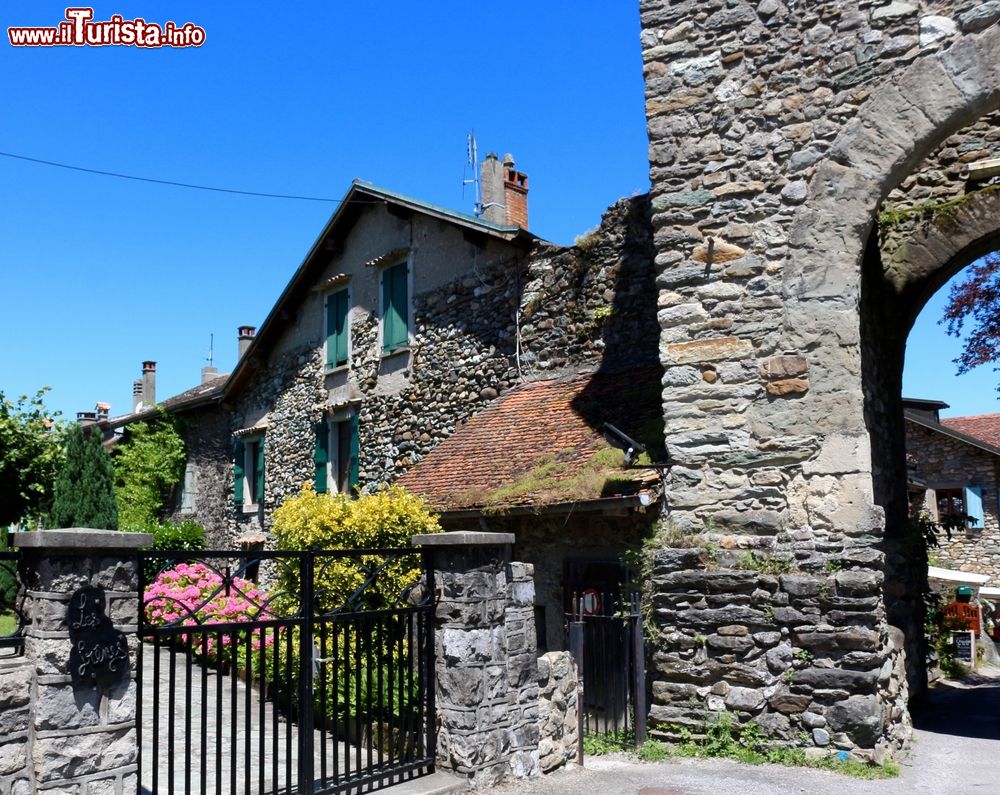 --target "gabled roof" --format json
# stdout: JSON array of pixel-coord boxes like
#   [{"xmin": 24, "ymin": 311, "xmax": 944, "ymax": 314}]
[
  {"xmin": 905, "ymin": 409, "xmax": 1000, "ymax": 458},
  {"xmin": 942, "ymin": 413, "xmax": 1000, "ymax": 450},
  {"xmin": 397, "ymin": 366, "xmax": 664, "ymax": 515},
  {"xmin": 224, "ymin": 180, "xmax": 539, "ymax": 397},
  {"xmin": 105, "ymin": 374, "xmax": 228, "ymax": 429}
]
